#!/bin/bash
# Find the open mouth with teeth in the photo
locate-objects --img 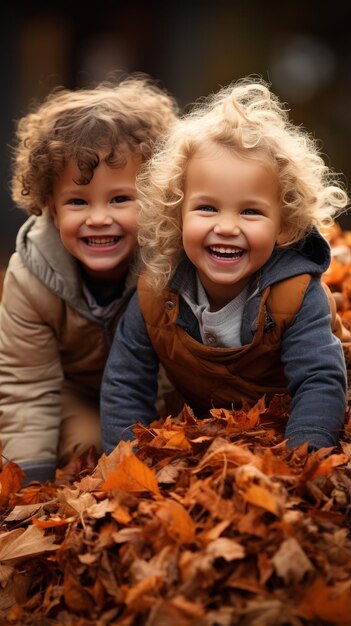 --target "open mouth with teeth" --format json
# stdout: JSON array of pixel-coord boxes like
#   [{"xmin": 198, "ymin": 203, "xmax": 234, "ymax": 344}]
[
  {"xmin": 82, "ymin": 236, "xmax": 122, "ymax": 247},
  {"xmin": 208, "ymin": 245, "xmax": 245, "ymax": 260}
]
